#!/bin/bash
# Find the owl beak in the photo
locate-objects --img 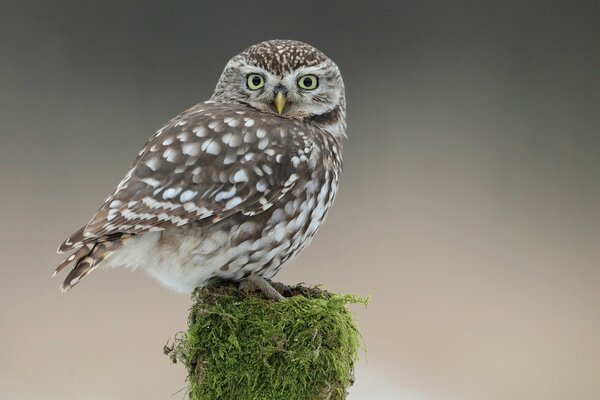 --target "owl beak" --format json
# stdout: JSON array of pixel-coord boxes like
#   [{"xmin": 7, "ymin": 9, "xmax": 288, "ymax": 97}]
[{"xmin": 273, "ymin": 92, "xmax": 287, "ymax": 115}]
